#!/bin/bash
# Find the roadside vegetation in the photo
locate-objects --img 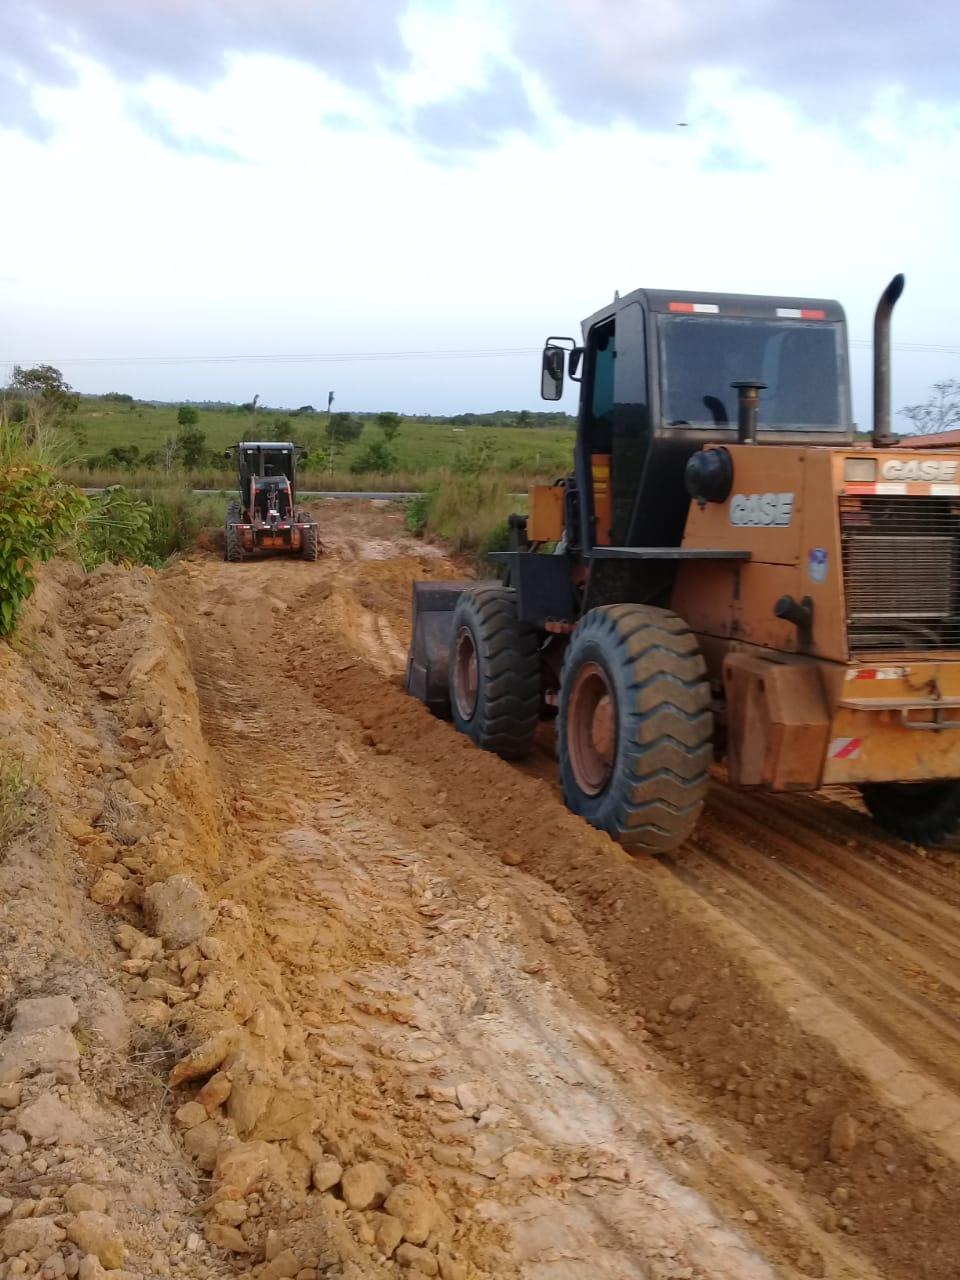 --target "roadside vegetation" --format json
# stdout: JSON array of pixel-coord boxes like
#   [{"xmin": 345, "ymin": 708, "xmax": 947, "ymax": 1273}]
[
  {"xmin": 53, "ymin": 392, "xmax": 573, "ymax": 489},
  {"xmin": 0, "ymin": 754, "xmax": 37, "ymax": 855},
  {"xmin": 0, "ymin": 364, "xmax": 546, "ymax": 638}
]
